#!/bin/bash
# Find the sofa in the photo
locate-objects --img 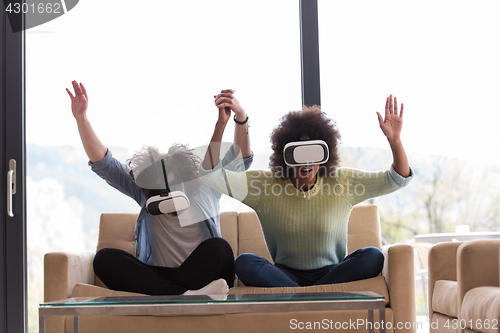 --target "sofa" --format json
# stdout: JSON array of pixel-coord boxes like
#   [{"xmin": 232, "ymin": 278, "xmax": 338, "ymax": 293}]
[
  {"xmin": 44, "ymin": 204, "xmax": 416, "ymax": 333},
  {"xmin": 429, "ymin": 240, "xmax": 500, "ymax": 333}
]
